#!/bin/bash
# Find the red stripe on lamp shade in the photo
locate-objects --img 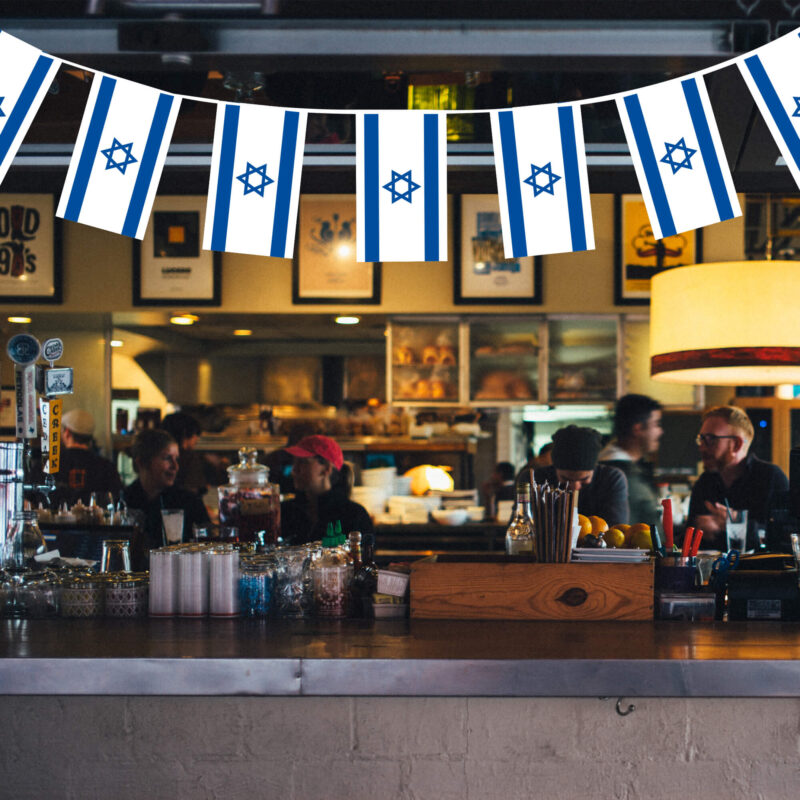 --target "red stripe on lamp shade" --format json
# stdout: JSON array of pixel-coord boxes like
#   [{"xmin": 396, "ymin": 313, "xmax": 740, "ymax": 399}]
[{"xmin": 651, "ymin": 346, "xmax": 800, "ymax": 376}]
